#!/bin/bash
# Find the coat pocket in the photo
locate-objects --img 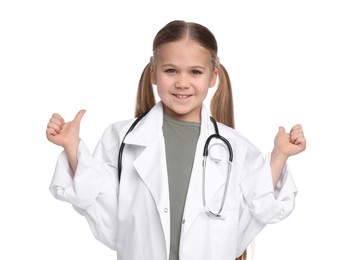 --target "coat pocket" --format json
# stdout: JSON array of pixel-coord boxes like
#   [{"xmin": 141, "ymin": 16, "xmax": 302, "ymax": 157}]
[{"xmin": 209, "ymin": 209, "xmax": 239, "ymax": 259}]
